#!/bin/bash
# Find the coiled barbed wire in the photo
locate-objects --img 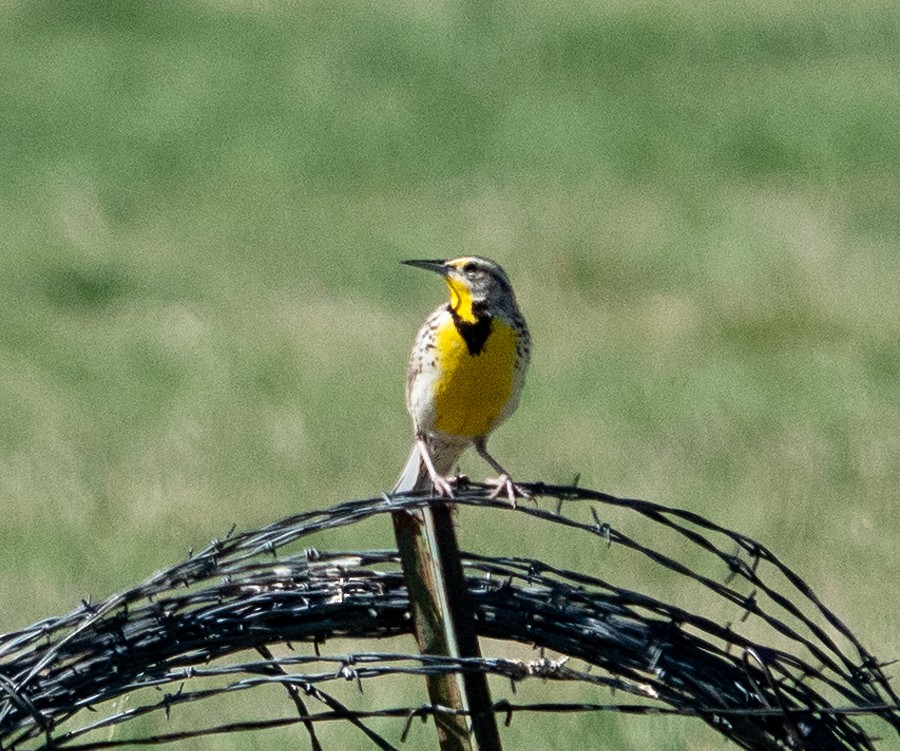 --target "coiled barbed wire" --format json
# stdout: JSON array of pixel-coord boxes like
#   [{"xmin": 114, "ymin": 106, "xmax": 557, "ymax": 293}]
[{"xmin": 0, "ymin": 485, "xmax": 896, "ymax": 750}]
